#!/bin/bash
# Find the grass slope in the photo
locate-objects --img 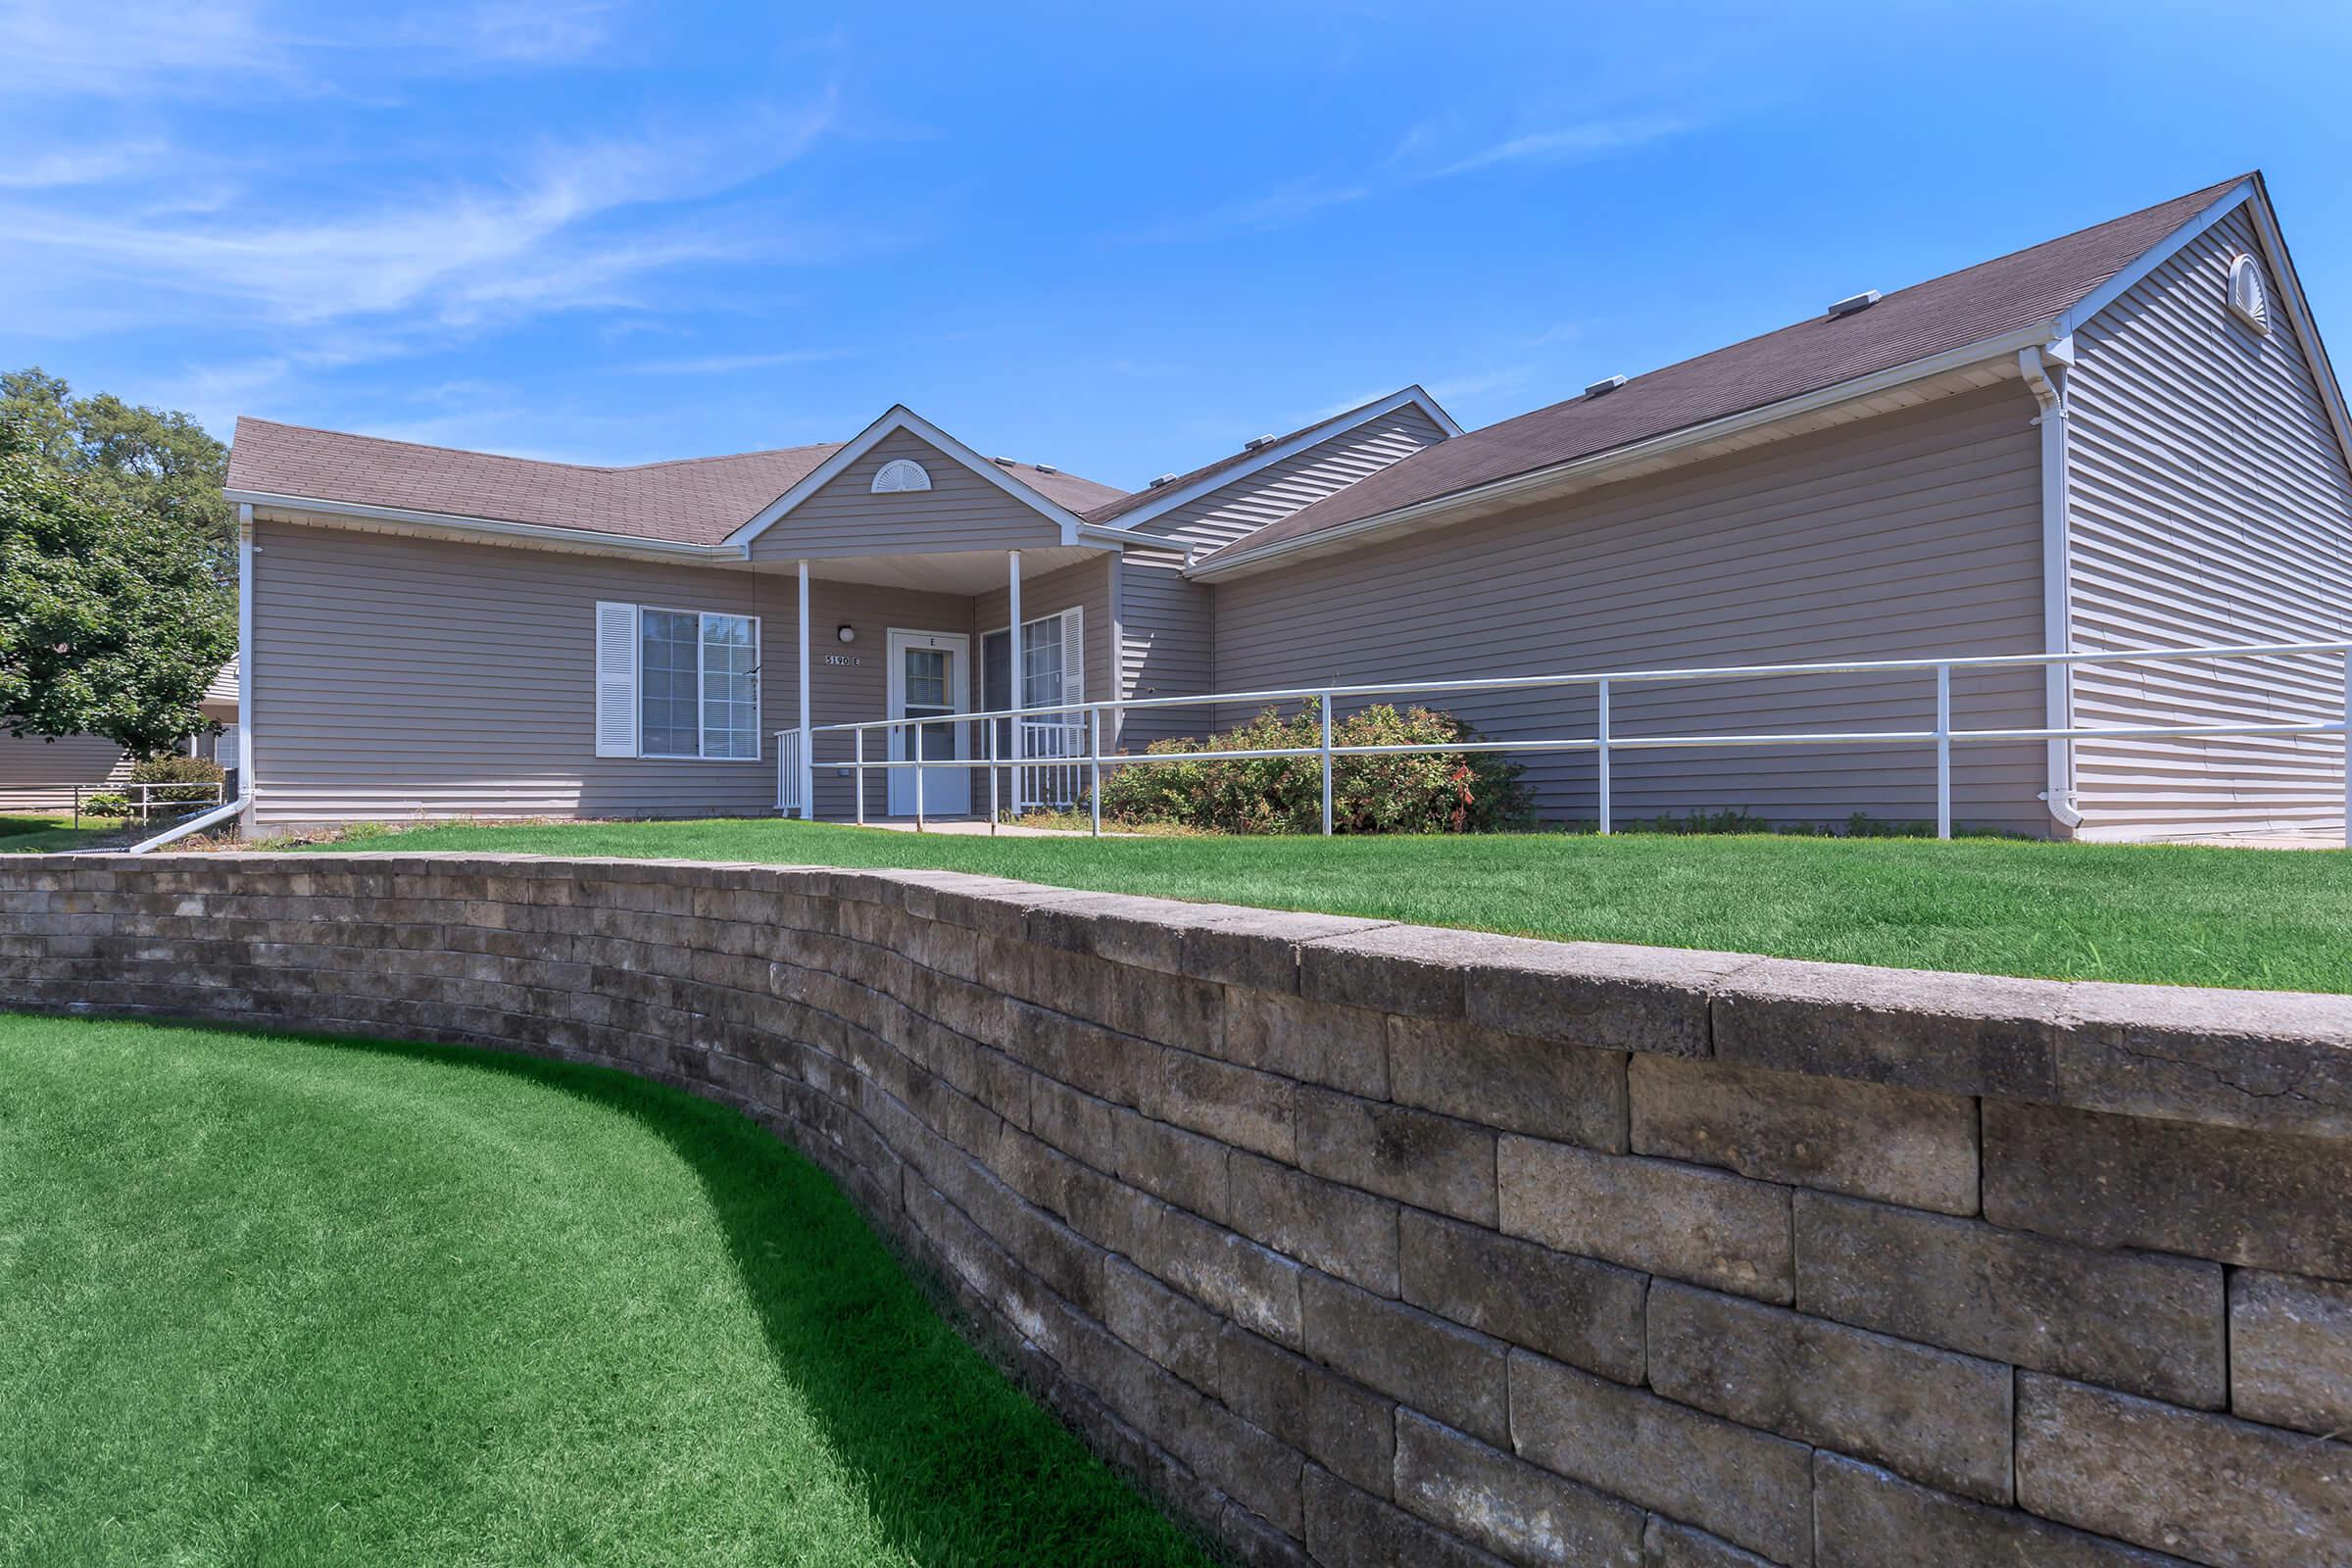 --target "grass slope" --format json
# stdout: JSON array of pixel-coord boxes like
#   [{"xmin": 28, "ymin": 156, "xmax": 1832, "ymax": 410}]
[
  {"xmin": 0, "ymin": 813, "xmax": 131, "ymax": 854},
  {"xmin": 0, "ymin": 1015, "xmax": 1211, "ymax": 1568},
  {"xmin": 301, "ymin": 818, "xmax": 2352, "ymax": 994}
]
